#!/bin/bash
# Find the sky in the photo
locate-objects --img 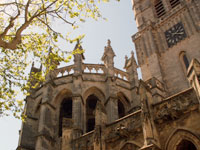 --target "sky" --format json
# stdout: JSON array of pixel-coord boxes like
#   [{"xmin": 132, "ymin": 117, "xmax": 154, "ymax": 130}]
[{"xmin": 0, "ymin": 1, "xmax": 139, "ymax": 149}]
